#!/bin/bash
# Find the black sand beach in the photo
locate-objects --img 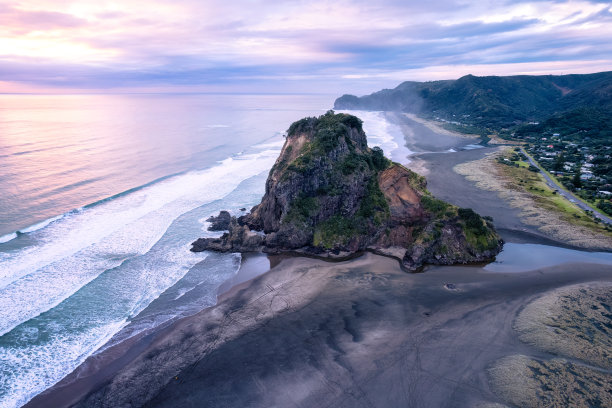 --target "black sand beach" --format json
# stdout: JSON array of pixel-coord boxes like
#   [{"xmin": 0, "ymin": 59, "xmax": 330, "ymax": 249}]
[
  {"xmin": 27, "ymin": 254, "xmax": 612, "ymax": 408},
  {"xmin": 27, "ymin": 113, "xmax": 612, "ymax": 408},
  {"xmin": 416, "ymin": 148, "xmax": 559, "ymax": 245}
]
